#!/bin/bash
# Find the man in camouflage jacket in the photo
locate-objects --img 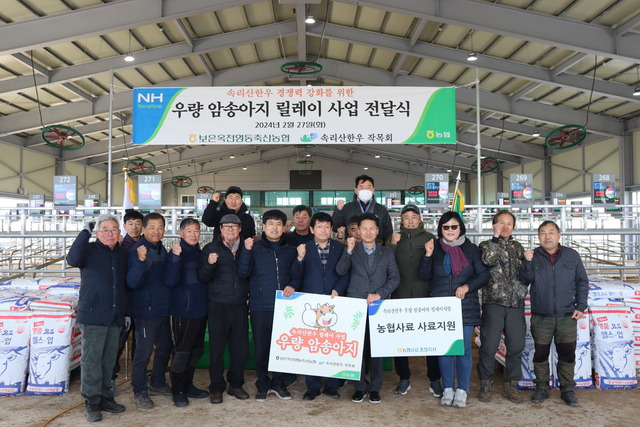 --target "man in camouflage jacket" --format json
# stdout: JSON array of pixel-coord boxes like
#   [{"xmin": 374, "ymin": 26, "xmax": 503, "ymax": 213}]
[{"xmin": 477, "ymin": 211, "xmax": 528, "ymax": 404}]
